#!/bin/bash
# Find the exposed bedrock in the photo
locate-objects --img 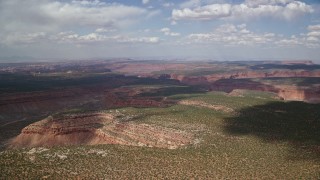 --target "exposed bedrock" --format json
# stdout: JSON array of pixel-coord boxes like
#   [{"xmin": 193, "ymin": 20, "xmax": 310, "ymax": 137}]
[
  {"xmin": 169, "ymin": 71, "xmax": 320, "ymax": 103},
  {"xmin": 9, "ymin": 113, "xmax": 195, "ymax": 149},
  {"xmin": 170, "ymin": 70, "xmax": 320, "ymax": 85}
]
